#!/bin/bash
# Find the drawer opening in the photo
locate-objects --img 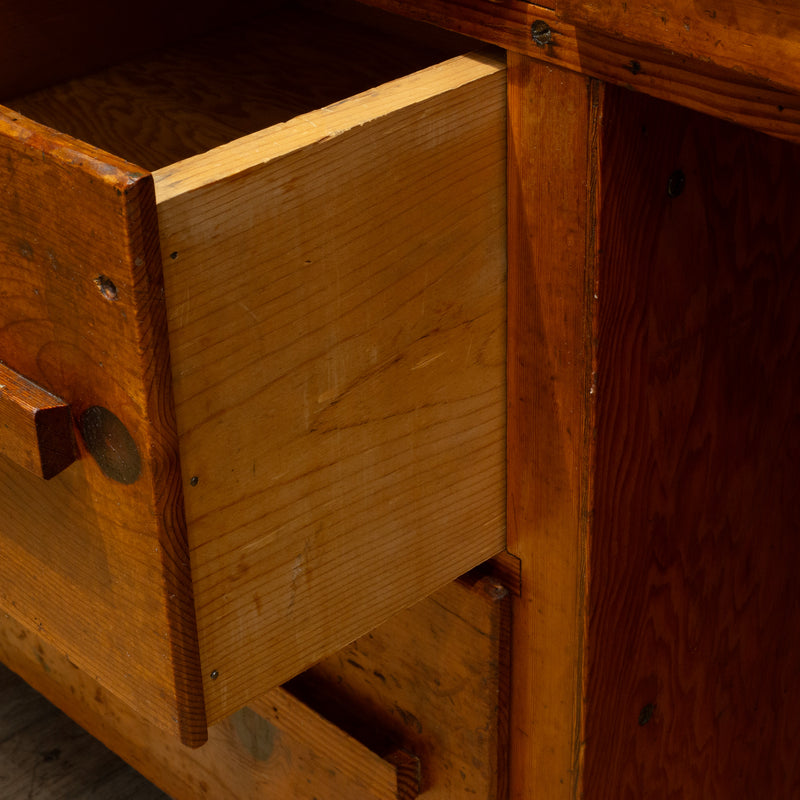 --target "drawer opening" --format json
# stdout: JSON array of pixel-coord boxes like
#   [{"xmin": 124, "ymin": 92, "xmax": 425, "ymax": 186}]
[
  {"xmin": 2, "ymin": 0, "xmax": 474, "ymax": 171},
  {"xmin": 0, "ymin": 0, "xmax": 506, "ymax": 739}
]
